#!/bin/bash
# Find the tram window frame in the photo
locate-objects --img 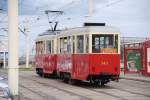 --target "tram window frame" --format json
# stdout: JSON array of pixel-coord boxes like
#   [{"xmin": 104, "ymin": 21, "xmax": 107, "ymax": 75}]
[
  {"xmin": 60, "ymin": 38, "xmax": 64, "ymax": 53},
  {"xmin": 115, "ymin": 34, "xmax": 118, "ymax": 53},
  {"xmin": 73, "ymin": 36, "xmax": 75, "ymax": 53},
  {"xmin": 51, "ymin": 40, "xmax": 54, "ymax": 53},
  {"xmin": 92, "ymin": 34, "xmax": 118, "ymax": 53},
  {"xmin": 77, "ymin": 35, "xmax": 84, "ymax": 53},
  {"xmin": 41, "ymin": 41, "xmax": 45, "ymax": 54},
  {"xmin": 85, "ymin": 34, "xmax": 89, "ymax": 53},
  {"xmin": 63, "ymin": 37, "xmax": 68, "ymax": 53},
  {"xmin": 46, "ymin": 40, "xmax": 51, "ymax": 54},
  {"xmin": 67, "ymin": 36, "xmax": 72, "ymax": 53},
  {"xmin": 36, "ymin": 42, "xmax": 39, "ymax": 54},
  {"xmin": 60, "ymin": 37, "xmax": 68, "ymax": 53},
  {"xmin": 36, "ymin": 41, "xmax": 44, "ymax": 55}
]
